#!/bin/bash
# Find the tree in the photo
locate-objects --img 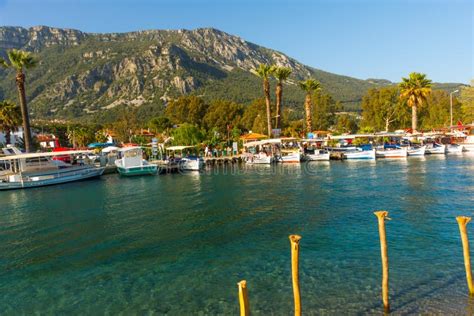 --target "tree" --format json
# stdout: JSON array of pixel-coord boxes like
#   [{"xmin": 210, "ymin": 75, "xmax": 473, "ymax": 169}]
[
  {"xmin": 165, "ymin": 96, "xmax": 207, "ymax": 126},
  {"xmin": 255, "ymin": 63, "xmax": 273, "ymax": 137},
  {"xmin": 399, "ymin": 72, "xmax": 432, "ymax": 132},
  {"xmin": 149, "ymin": 116, "xmax": 173, "ymax": 134},
  {"xmin": 66, "ymin": 126, "xmax": 94, "ymax": 148},
  {"xmin": 241, "ymin": 98, "xmax": 267, "ymax": 134},
  {"xmin": 298, "ymin": 79, "xmax": 321, "ymax": 134},
  {"xmin": 171, "ymin": 123, "xmax": 203, "ymax": 146},
  {"xmin": 460, "ymin": 80, "xmax": 474, "ymax": 124},
  {"xmin": 271, "ymin": 66, "xmax": 292, "ymax": 129},
  {"xmin": 203, "ymin": 99, "xmax": 244, "ymax": 135},
  {"xmin": 0, "ymin": 100, "xmax": 22, "ymax": 145},
  {"xmin": 335, "ymin": 114, "xmax": 358, "ymax": 134},
  {"xmin": 312, "ymin": 91, "xmax": 339, "ymax": 131},
  {"xmin": 418, "ymin": 90, "xmax": 462, "ymax": 129},
  {"xmin": 0, "ymin": 49, "xmax": 38, "ymax": 152},
  {"xmin": 361, "ymin": 87, "xmax": 410, "ymax": 132},
  {"xmin": 114, "ymin": 108, "xmax": 138, "ymax": 144}
]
